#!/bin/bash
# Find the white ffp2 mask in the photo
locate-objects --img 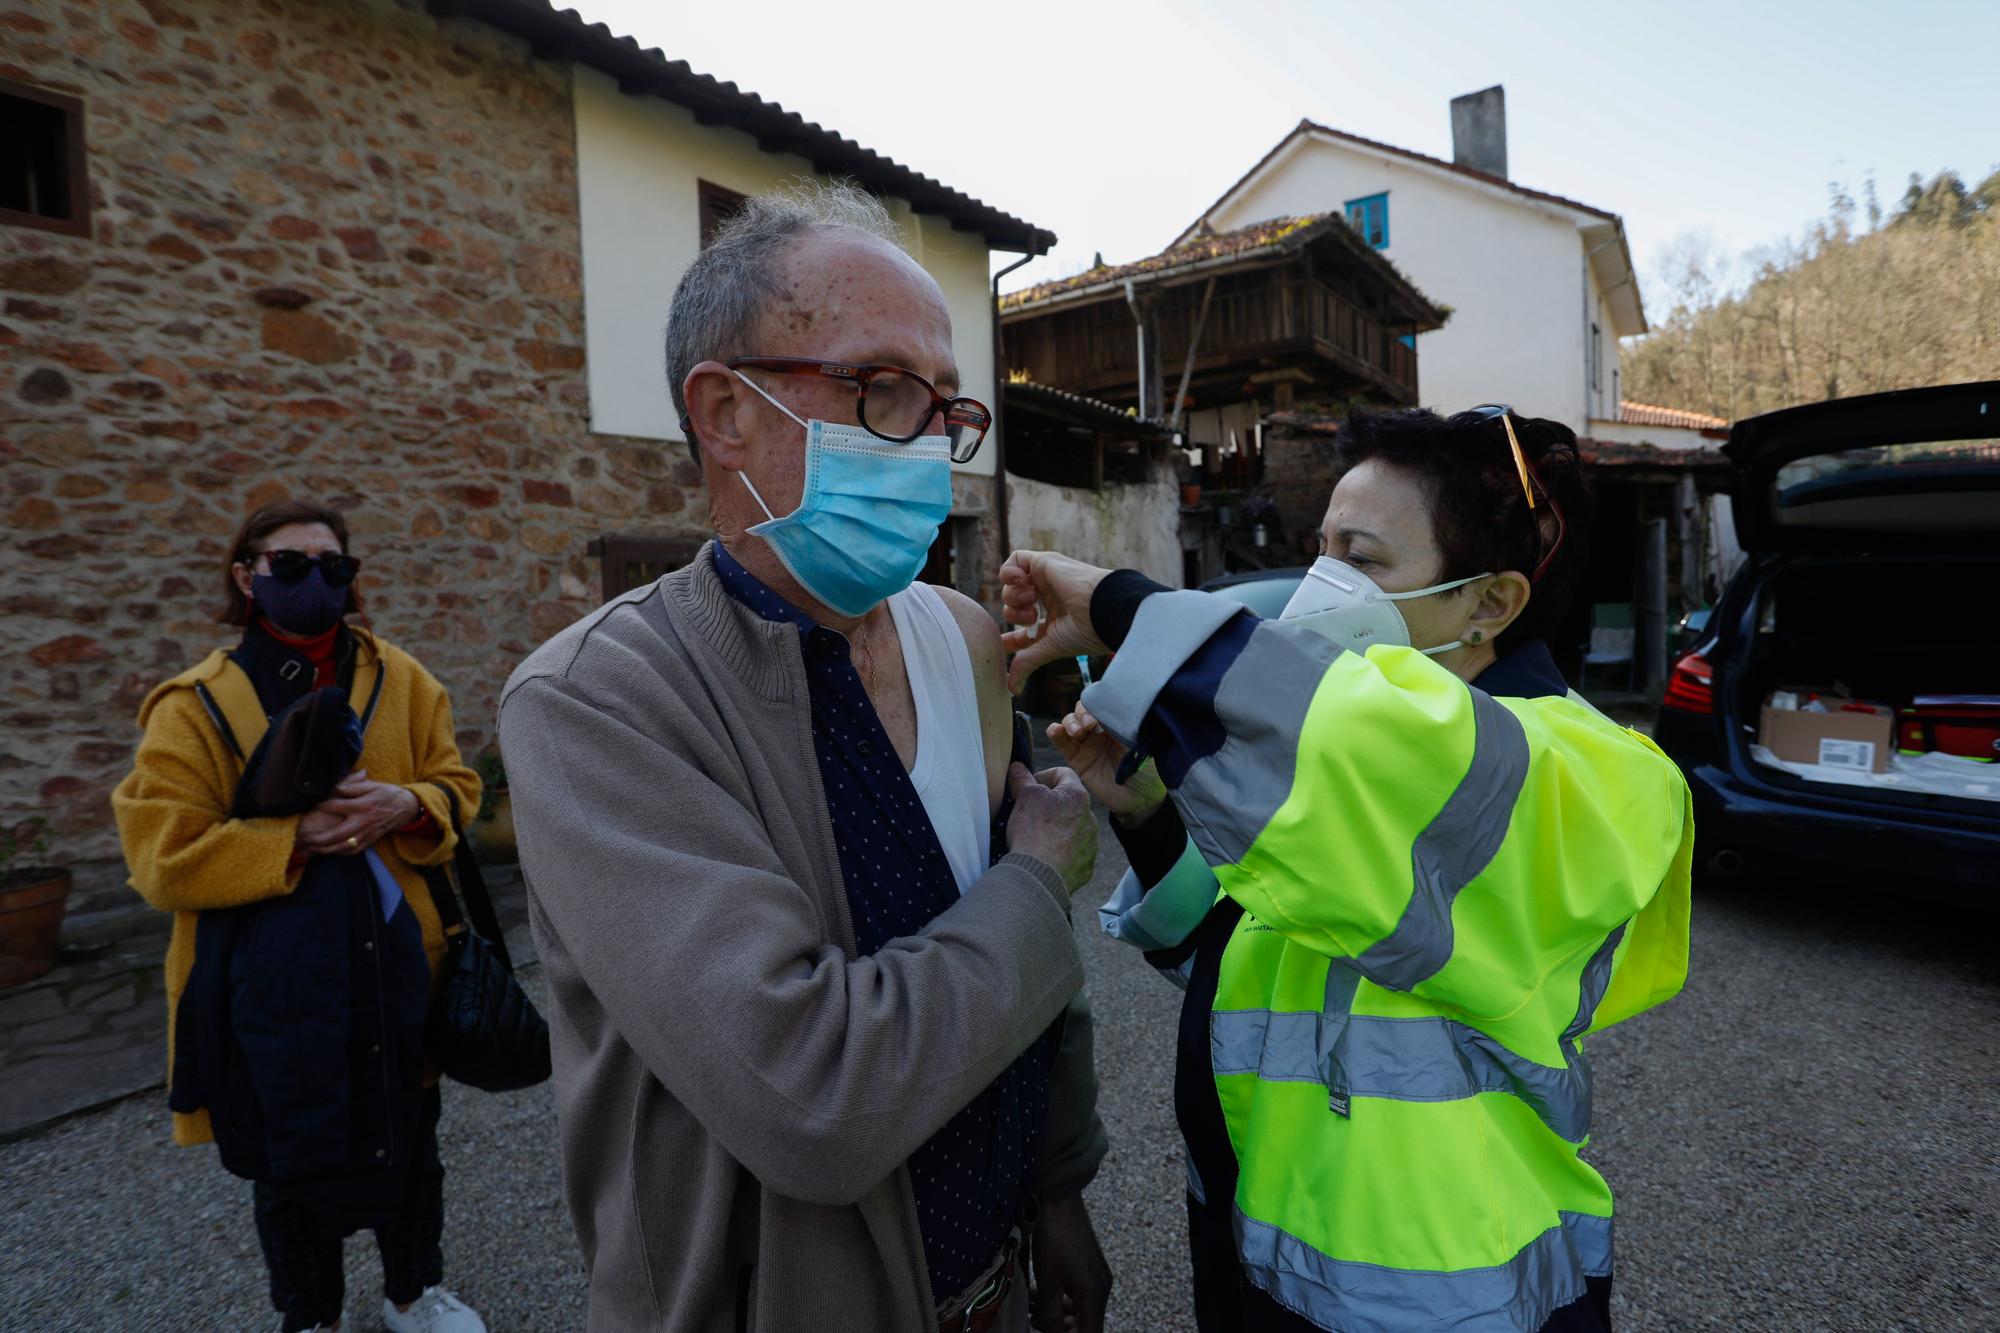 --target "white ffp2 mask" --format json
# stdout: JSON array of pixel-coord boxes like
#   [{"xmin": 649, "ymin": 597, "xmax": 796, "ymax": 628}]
[{"xmin": 1277, "ymin": 556, "xmax": 1490, "ymax": 656}]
